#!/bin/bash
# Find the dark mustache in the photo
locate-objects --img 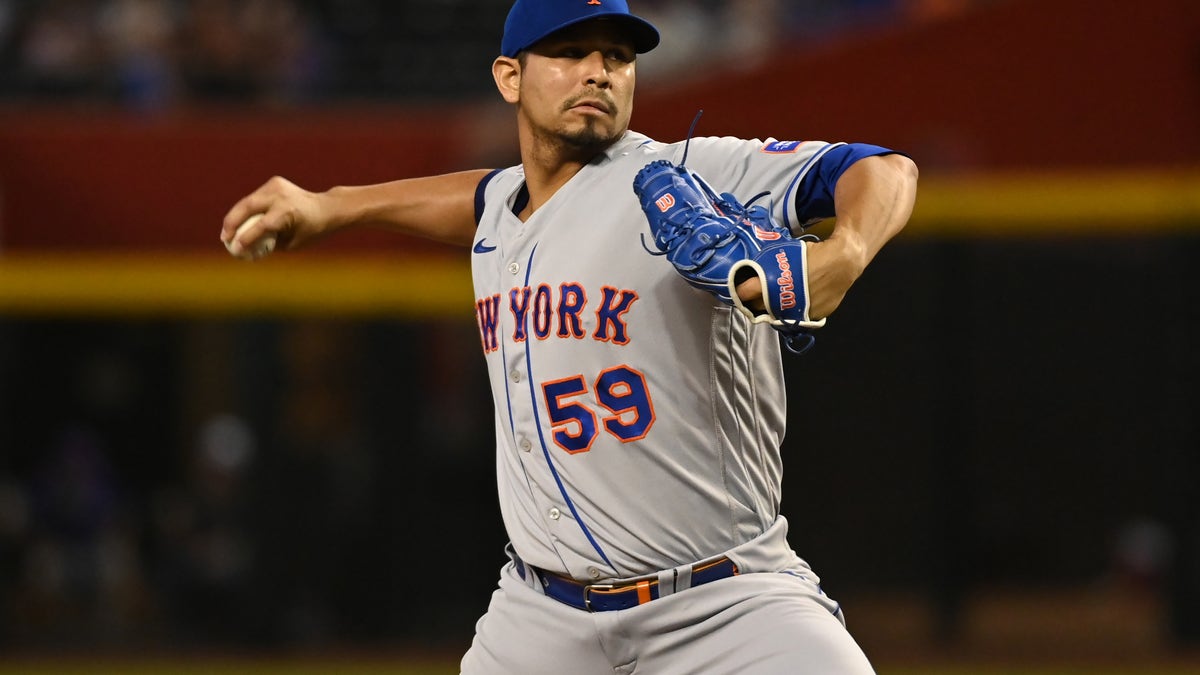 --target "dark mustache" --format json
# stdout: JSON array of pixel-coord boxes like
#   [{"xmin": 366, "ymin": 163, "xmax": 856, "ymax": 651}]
[{"xmin": 563, "ymin": 91, "xmax": 615, "ymax": 113}]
